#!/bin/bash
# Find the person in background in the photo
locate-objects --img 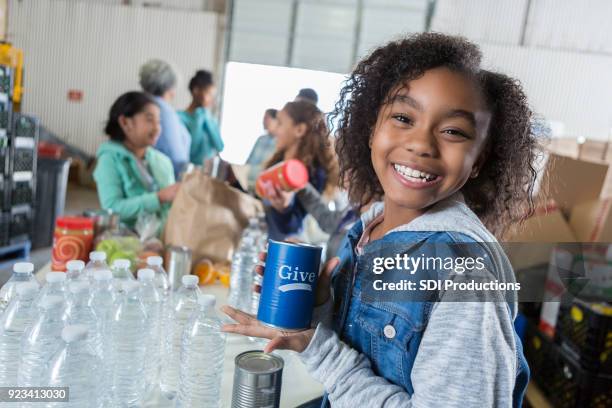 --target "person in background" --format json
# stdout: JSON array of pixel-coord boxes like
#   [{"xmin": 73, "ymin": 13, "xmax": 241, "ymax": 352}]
[
  {"xmin": 295, "ymin": 88, "xmax": 318, "ymax": 105},
  {"xmin": 261, "ymin": 101, "xmax": 338, "ymax": 241},
  {"xmin": 246, "ymin": 108, "xmax": 278, "ymax": 192},
  {"xmin": 178, "ymin": 70, "xmax": 224, "ymax": 166},
  {"xmin": 139, "ymin": 59, "xmax": 191, "ymax": 178},
  {"xmin": 93, "ymin": 92, "xmax": 180, "ymax": 231}
]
